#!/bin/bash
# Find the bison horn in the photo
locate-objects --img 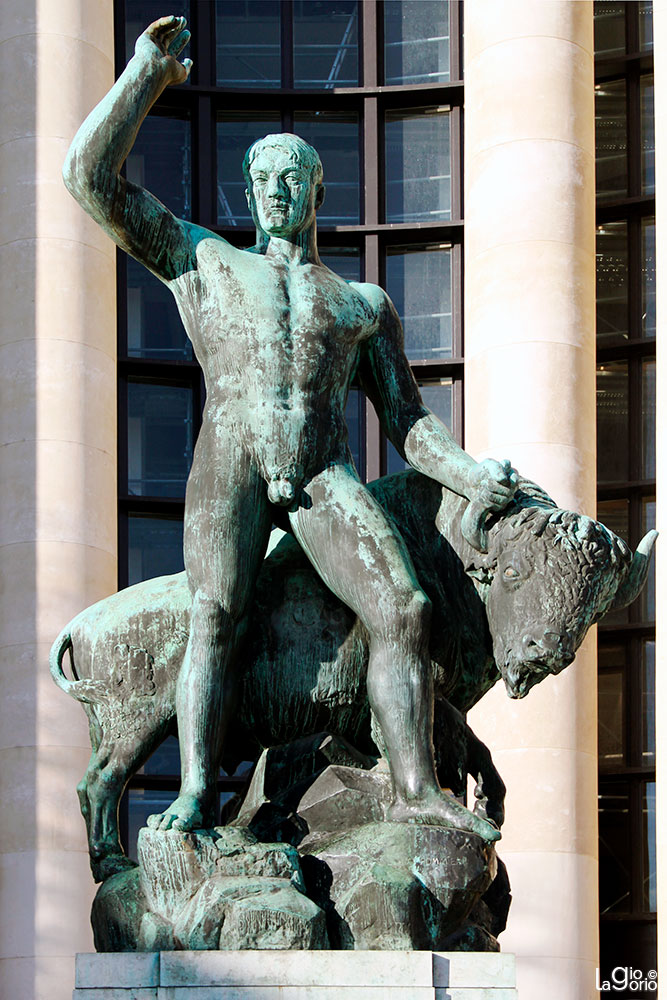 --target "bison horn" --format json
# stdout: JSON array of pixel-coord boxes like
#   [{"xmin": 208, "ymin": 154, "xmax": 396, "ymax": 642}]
[{"xmin": 608, "ymin": 530, "xmax": 659, "ymax": 612}]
